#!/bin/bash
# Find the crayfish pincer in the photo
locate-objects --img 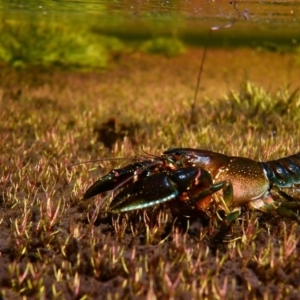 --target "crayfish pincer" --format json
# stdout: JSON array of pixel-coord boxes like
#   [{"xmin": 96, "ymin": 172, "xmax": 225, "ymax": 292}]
[{"xmin": 83, "ymin": 148, "xmax": 300, "ymax": 221}]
